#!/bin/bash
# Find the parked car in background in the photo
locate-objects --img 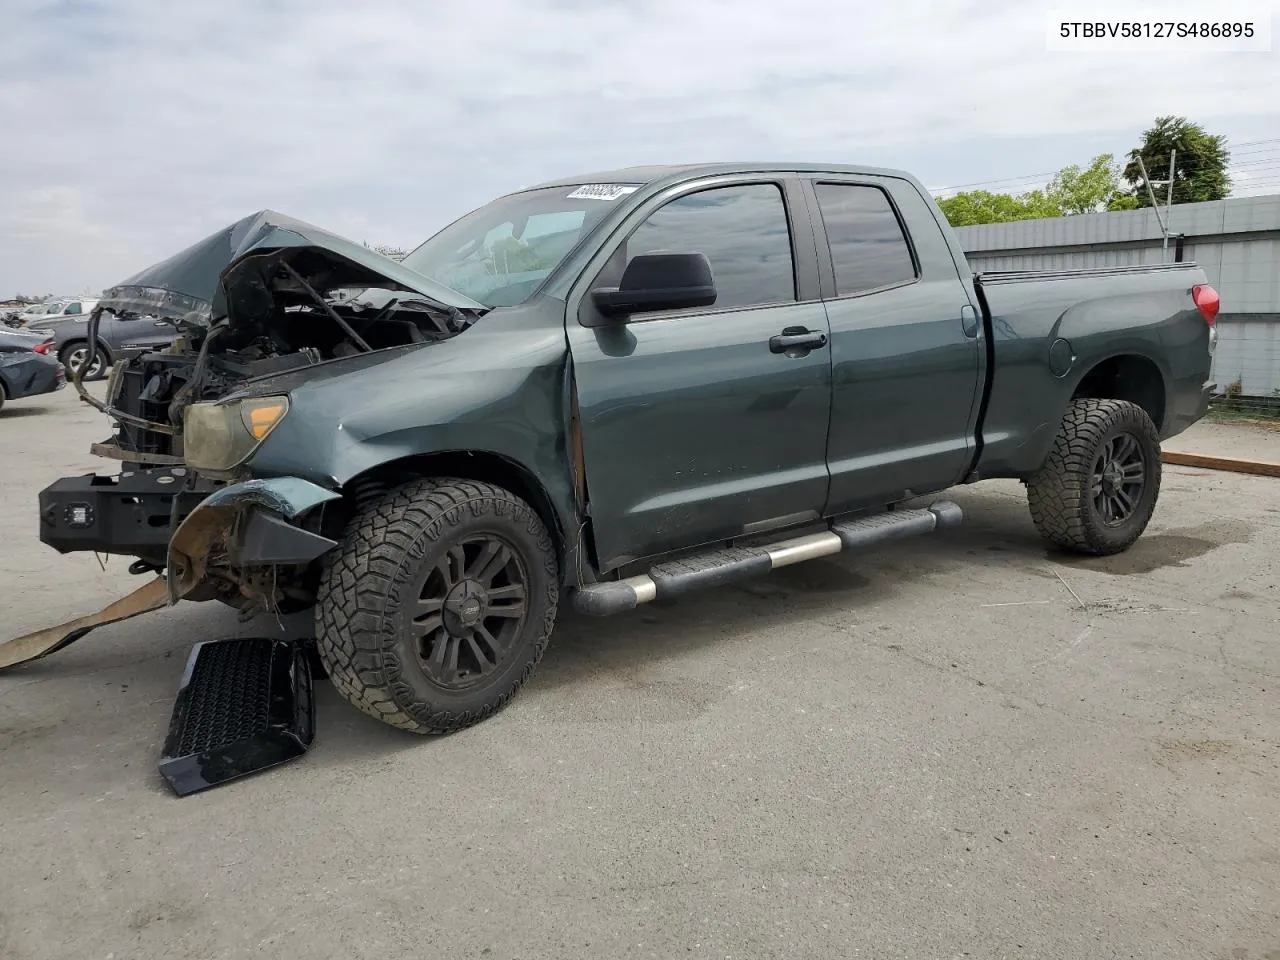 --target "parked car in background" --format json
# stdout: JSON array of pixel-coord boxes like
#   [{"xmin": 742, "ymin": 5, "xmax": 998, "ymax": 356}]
[
  {"xmin": 11, "ymin": 299, "xmax": 64, "ymax": 327},
  {"xmin": 0, "ymin": 327, "xmax": 64, "ymax": 413},
  {"xmin": 22, "ymin": 297, "xmax": 100, "ymax": 332},
  {"xmin": 40, "ymin": 307, "xmax": 177, "ymax": 380}
]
